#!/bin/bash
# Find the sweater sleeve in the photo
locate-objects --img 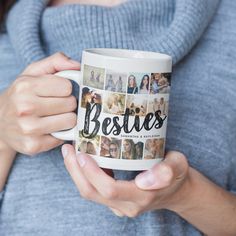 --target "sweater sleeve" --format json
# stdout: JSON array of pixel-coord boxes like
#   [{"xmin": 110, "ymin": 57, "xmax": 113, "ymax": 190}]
[
  {"xmin": 0, "ymin": 33, "xmax": 22, "ymax": 207},
  {"xmin": 0, "ymin": 32, "xmax": 23, "ymax": 93},
  {"xmin": 227, "ymin": 134, "xmax": 236, "ymax": 195},
  {"xmin": 229, "ymin": 159, "xmax": 236, "ymax": 195},
  {"xmin": 229, "ymin": 174, "xmax": 236, "ymax": 194},
  {"xmin": 0, "ymin": 190, "xmax": 4, "ymax": 206}
]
